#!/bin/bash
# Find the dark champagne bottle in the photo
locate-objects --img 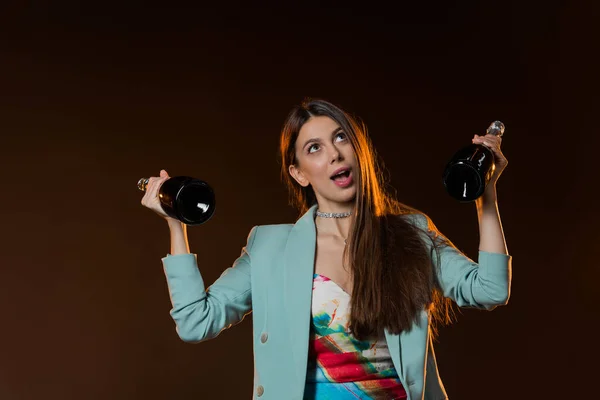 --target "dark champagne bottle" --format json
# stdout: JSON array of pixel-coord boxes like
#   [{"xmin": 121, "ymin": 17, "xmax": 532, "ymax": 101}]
[
  {"xmin": 442, "ymin": 121, "xmax": 505, "ymax": 202},
  {"xmin": 138, "ymin": 176, "xmax": 216, "ymax": 225}
]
